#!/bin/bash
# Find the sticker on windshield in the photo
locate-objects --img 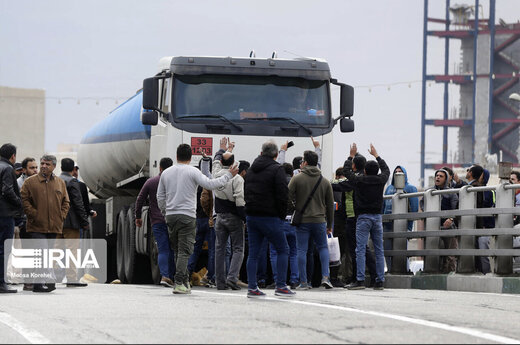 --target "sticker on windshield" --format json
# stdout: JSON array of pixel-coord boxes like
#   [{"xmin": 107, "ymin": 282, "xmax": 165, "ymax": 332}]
[
  {"xmin": 191, "ymin": 137, "xmax": 213, "ymax": 156},
  {"xmin": 239, "ymin": 112, "xmax": 267, "ymax": 119},
  {"xmin": 307, "ymin": 109, "xmax": 324, "ymax": 116}
]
